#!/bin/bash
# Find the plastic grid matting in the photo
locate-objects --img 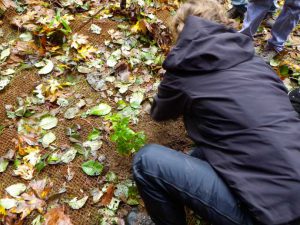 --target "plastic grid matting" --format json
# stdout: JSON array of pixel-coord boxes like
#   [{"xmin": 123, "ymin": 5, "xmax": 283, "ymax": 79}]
[{"xmin": 0, "ymin": 7, "xmax": 197, "ymax": 225}]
